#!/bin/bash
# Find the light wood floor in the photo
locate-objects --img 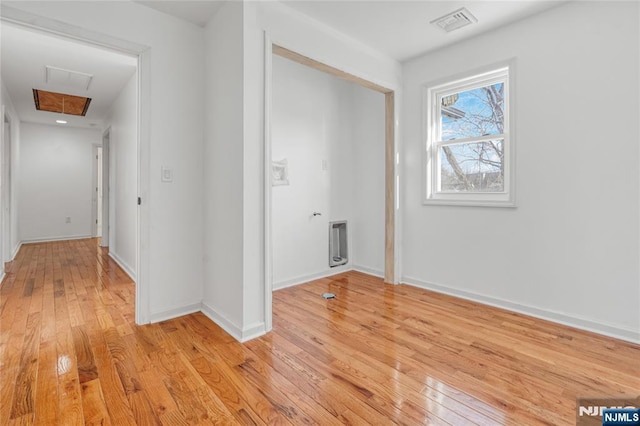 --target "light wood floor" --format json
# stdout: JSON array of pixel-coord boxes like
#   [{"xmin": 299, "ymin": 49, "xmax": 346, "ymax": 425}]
[{"xmin": 1, "ymin": 239, "xmax": 638, "ymax": 425}]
